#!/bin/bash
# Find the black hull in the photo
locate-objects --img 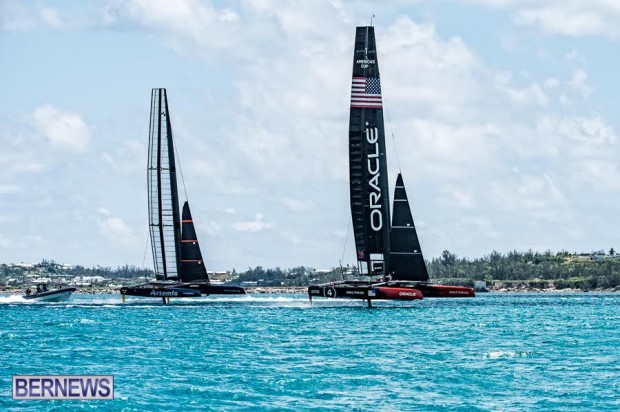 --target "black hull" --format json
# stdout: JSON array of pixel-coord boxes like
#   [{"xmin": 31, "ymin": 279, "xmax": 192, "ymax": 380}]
[
  {"xmin": 120, "ymin": 286, "xmax": 201, "ymax": 298},
  {"xmin": 120, "ymin": 282, "xmax": 246, "ymax": 299},
  {"xmin": 308, "ymin": 281, "xmax": 422, "ymax": 301},
  {"xmin": 308, "ymin": 281, "xmax": 475, "ymax": 301}
]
